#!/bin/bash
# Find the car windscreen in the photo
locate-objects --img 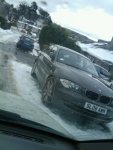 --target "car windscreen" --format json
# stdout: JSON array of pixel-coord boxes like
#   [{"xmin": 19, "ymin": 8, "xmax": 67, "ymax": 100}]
[
  {"xmin": 1, "ymin": 0, "xmax": 113, "ymax": 144},
  {"xmin": 24, "ymin": 37, "xmax": 34, "ymax": 44},
  {"xmin": 57, "ymin": 49, "xmax": 98, "ymax": 77}
]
